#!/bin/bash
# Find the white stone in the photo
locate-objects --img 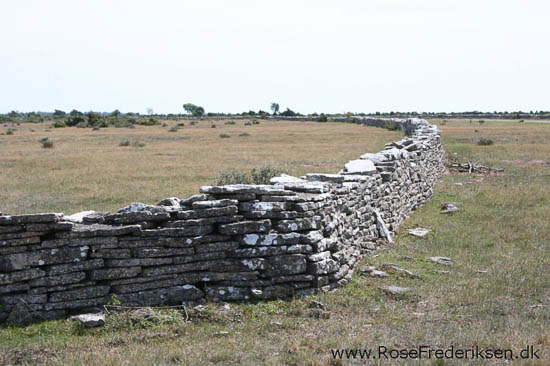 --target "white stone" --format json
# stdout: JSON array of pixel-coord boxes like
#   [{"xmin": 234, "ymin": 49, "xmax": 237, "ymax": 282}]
[{"xmin": 343, "ymin": 159, "xmax": 377, "ymax": 175}]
